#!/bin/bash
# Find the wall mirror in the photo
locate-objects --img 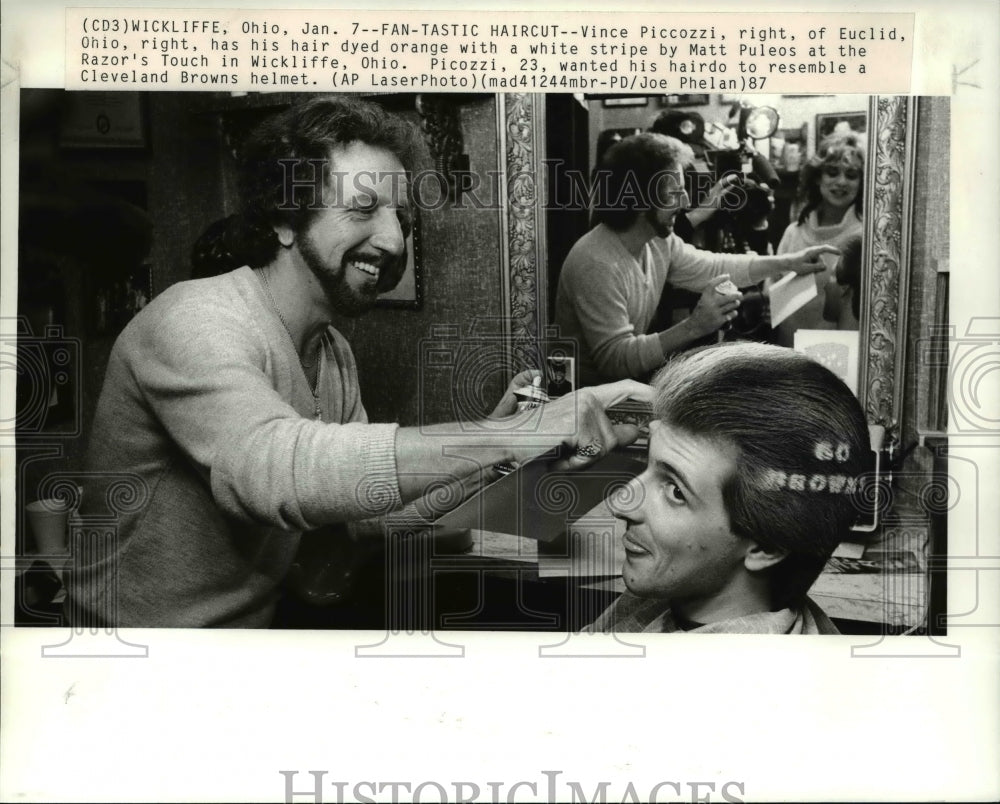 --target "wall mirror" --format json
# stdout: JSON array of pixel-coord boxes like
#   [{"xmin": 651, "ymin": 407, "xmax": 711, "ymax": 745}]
[{"xmin": 493, "ymin": 93, "xmax": 918, "ymax": 441}]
